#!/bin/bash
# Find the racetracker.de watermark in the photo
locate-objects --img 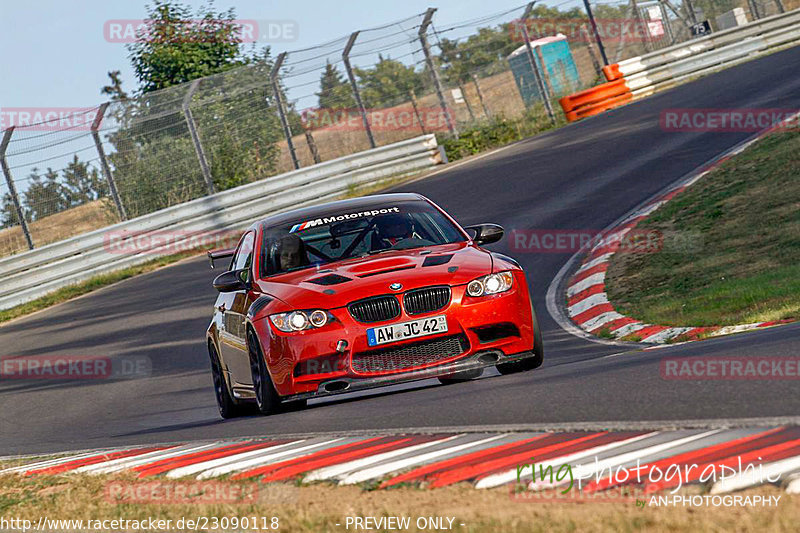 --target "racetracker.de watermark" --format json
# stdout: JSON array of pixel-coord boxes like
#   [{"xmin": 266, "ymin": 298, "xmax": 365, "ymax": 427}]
[
  {"xmin": 300, "ymin": 107, "xmax": 453, "ymax": 132},
  {"xmin": 509, "ymin": 228, "xmax": 703, "ymax": 254},
  {"xmin": 0, "ymin": 355, "xmax": 151, "ymax": 380},
  {"xmin": 661, "ymin": 357, "xmax": 800, "ymax": 380},
  {"xmin": 103, "ymin": 229, "xmax": 243, "ymax": 255},
  {"xmin": 660, "ymin": 109, "xmax": 800, "ymax": 132},
  {"xmin": 0, "ymin": 108, "xmax": 101, "ymax": 131},
  {"xmin": 508, "ymin": 18, "xmax": 656, "ymax": 43},
  {"xmin": 104, "ymin": 19, "xmax": 298, "ymax": 43}
]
